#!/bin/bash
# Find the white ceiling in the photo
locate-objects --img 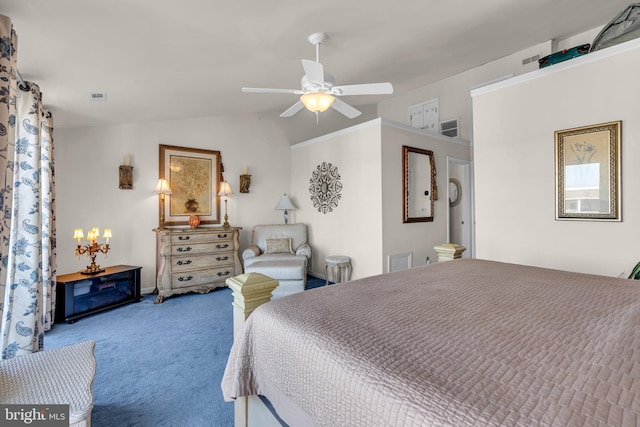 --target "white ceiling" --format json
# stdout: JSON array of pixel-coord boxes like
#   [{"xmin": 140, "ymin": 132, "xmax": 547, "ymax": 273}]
[{"xmin": 0, "ymin": 0, "xmax": 630, "ymax": 129}]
